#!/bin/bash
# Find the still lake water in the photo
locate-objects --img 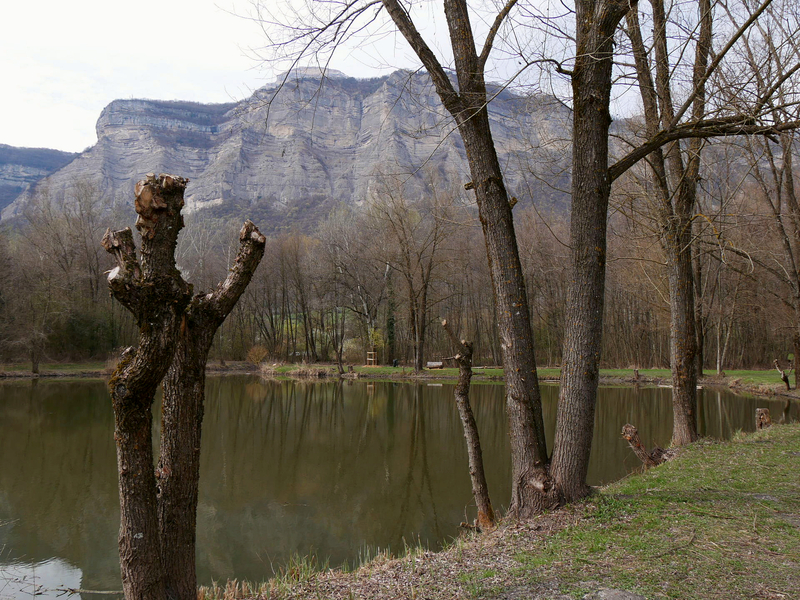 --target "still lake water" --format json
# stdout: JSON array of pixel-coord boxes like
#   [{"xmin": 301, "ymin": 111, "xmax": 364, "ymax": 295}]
[{"xmin": 0, "ymin": 376, "xmax": 797, "ymax": 597}]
